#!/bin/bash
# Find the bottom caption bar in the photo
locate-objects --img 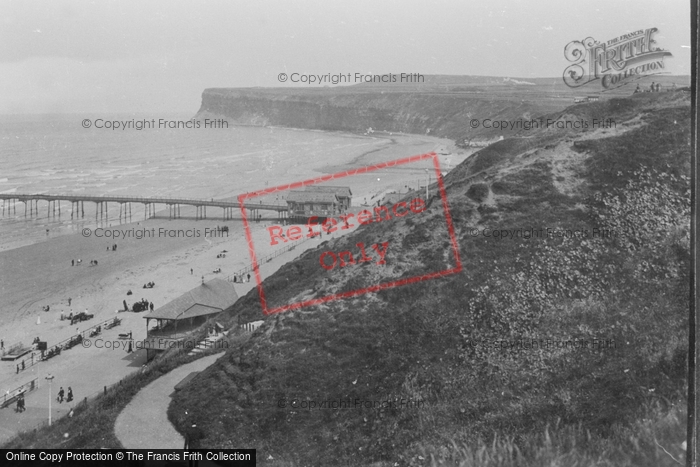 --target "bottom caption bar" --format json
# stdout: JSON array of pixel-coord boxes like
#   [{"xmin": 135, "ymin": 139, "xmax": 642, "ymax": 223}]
[{"xmin": 3, "ymin": 449, "xmax": 256, "ymax": 466}]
